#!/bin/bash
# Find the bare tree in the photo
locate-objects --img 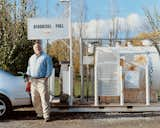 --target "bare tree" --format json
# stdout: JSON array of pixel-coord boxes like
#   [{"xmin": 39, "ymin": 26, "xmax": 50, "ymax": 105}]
[
  {"xmin": 72, "ymin": 0, "xmax": 88, "ymax": 38},
  {"xmin": 143, "ymin": 7, "xmax": 160, "ymax": 32},
  {"xmin": 143, "ymin": 6, "xmax": 160, "ymax": 56},
  {"xmin": 109, "ymin": 0, "xmax": 120, "ymax": 46},
  {"xmin": 72, "ymin": 0, "xmax": 88, "ymax": 100}
]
